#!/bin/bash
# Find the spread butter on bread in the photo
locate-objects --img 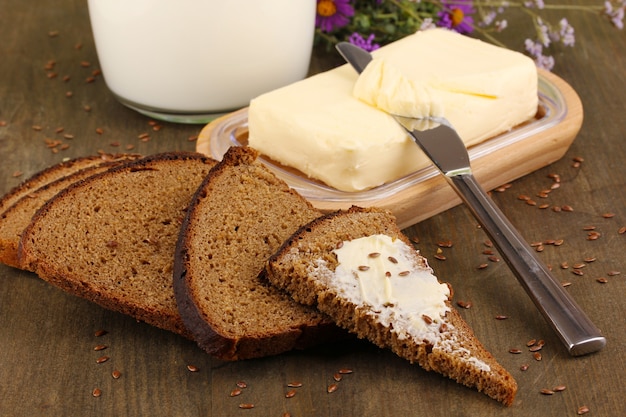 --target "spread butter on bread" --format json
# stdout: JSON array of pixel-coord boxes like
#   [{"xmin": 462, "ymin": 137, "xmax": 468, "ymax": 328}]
[{"xmin": 265, "ymin": 206, "xmax": 517, "ymax": 405}]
